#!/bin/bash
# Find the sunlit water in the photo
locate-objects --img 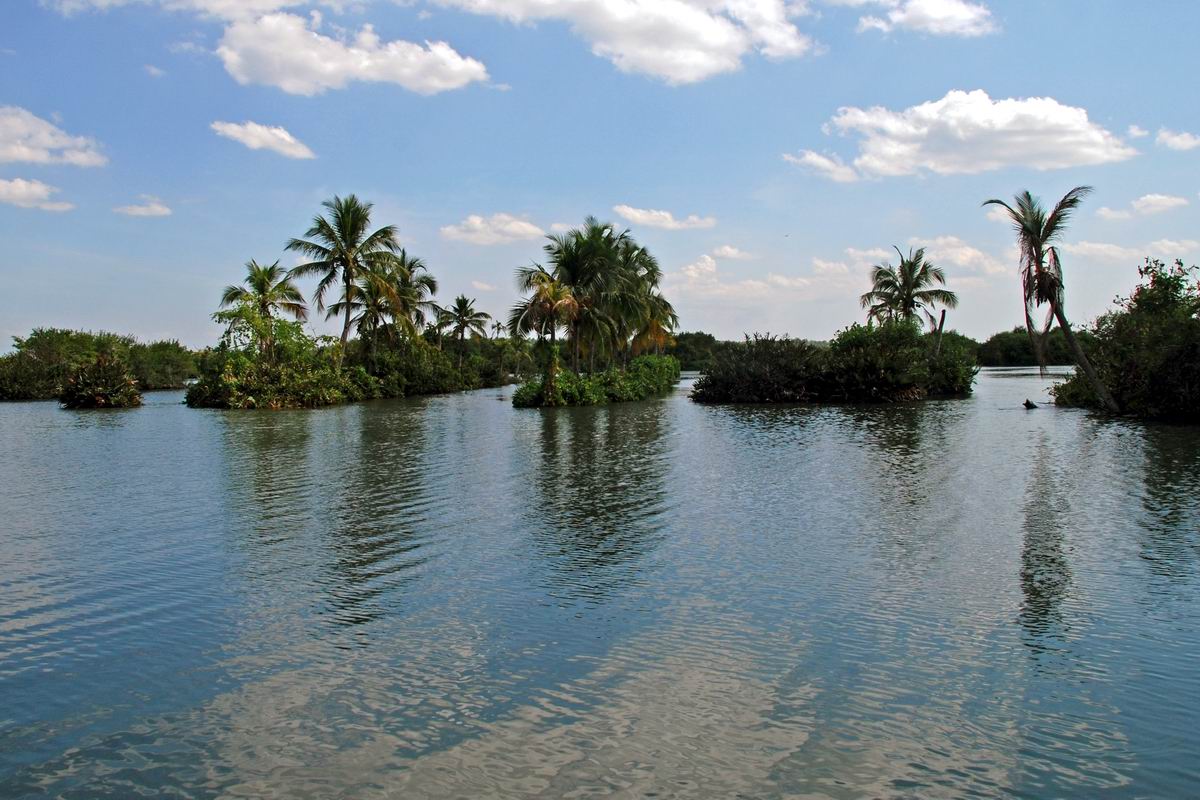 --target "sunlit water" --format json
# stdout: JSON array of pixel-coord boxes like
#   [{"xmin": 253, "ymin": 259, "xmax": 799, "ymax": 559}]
[{"xmin": 1, "ymin": 368, "xmax": 1198, "ymax": 798}]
